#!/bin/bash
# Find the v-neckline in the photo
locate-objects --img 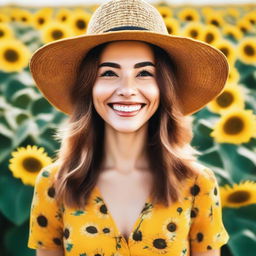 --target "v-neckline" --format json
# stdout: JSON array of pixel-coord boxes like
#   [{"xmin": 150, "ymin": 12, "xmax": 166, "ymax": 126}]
[{"xmin": 93, "ymin": 185, "xmax": 152, "ymax": 245}]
